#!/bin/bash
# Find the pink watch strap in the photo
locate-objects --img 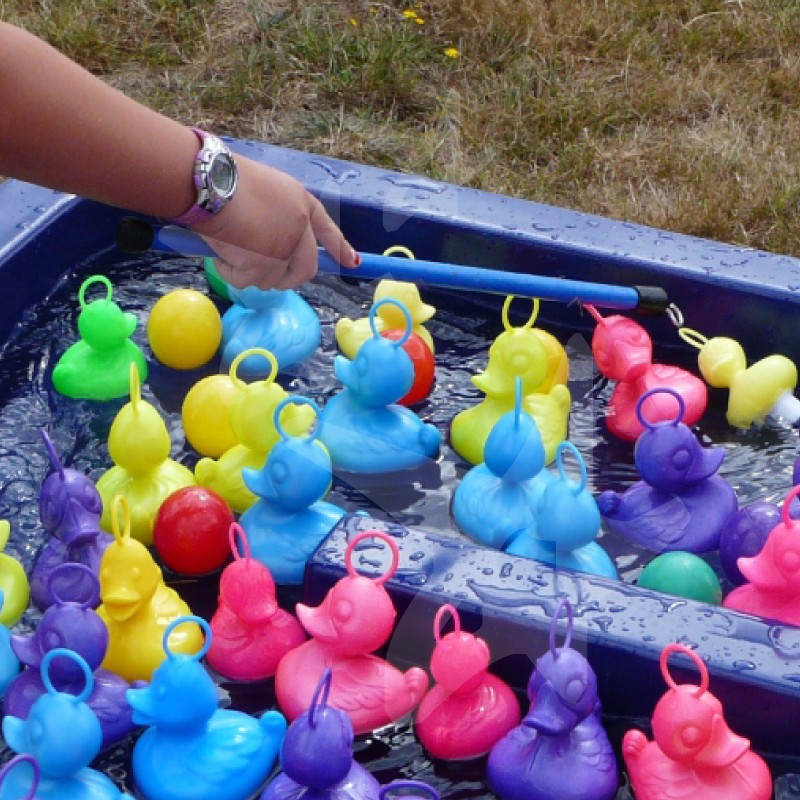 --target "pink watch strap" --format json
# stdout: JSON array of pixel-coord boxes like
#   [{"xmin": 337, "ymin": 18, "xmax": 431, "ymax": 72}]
[{"xmin": 170, "ymin": 128, "xmax": 213, "ymax": 227}]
